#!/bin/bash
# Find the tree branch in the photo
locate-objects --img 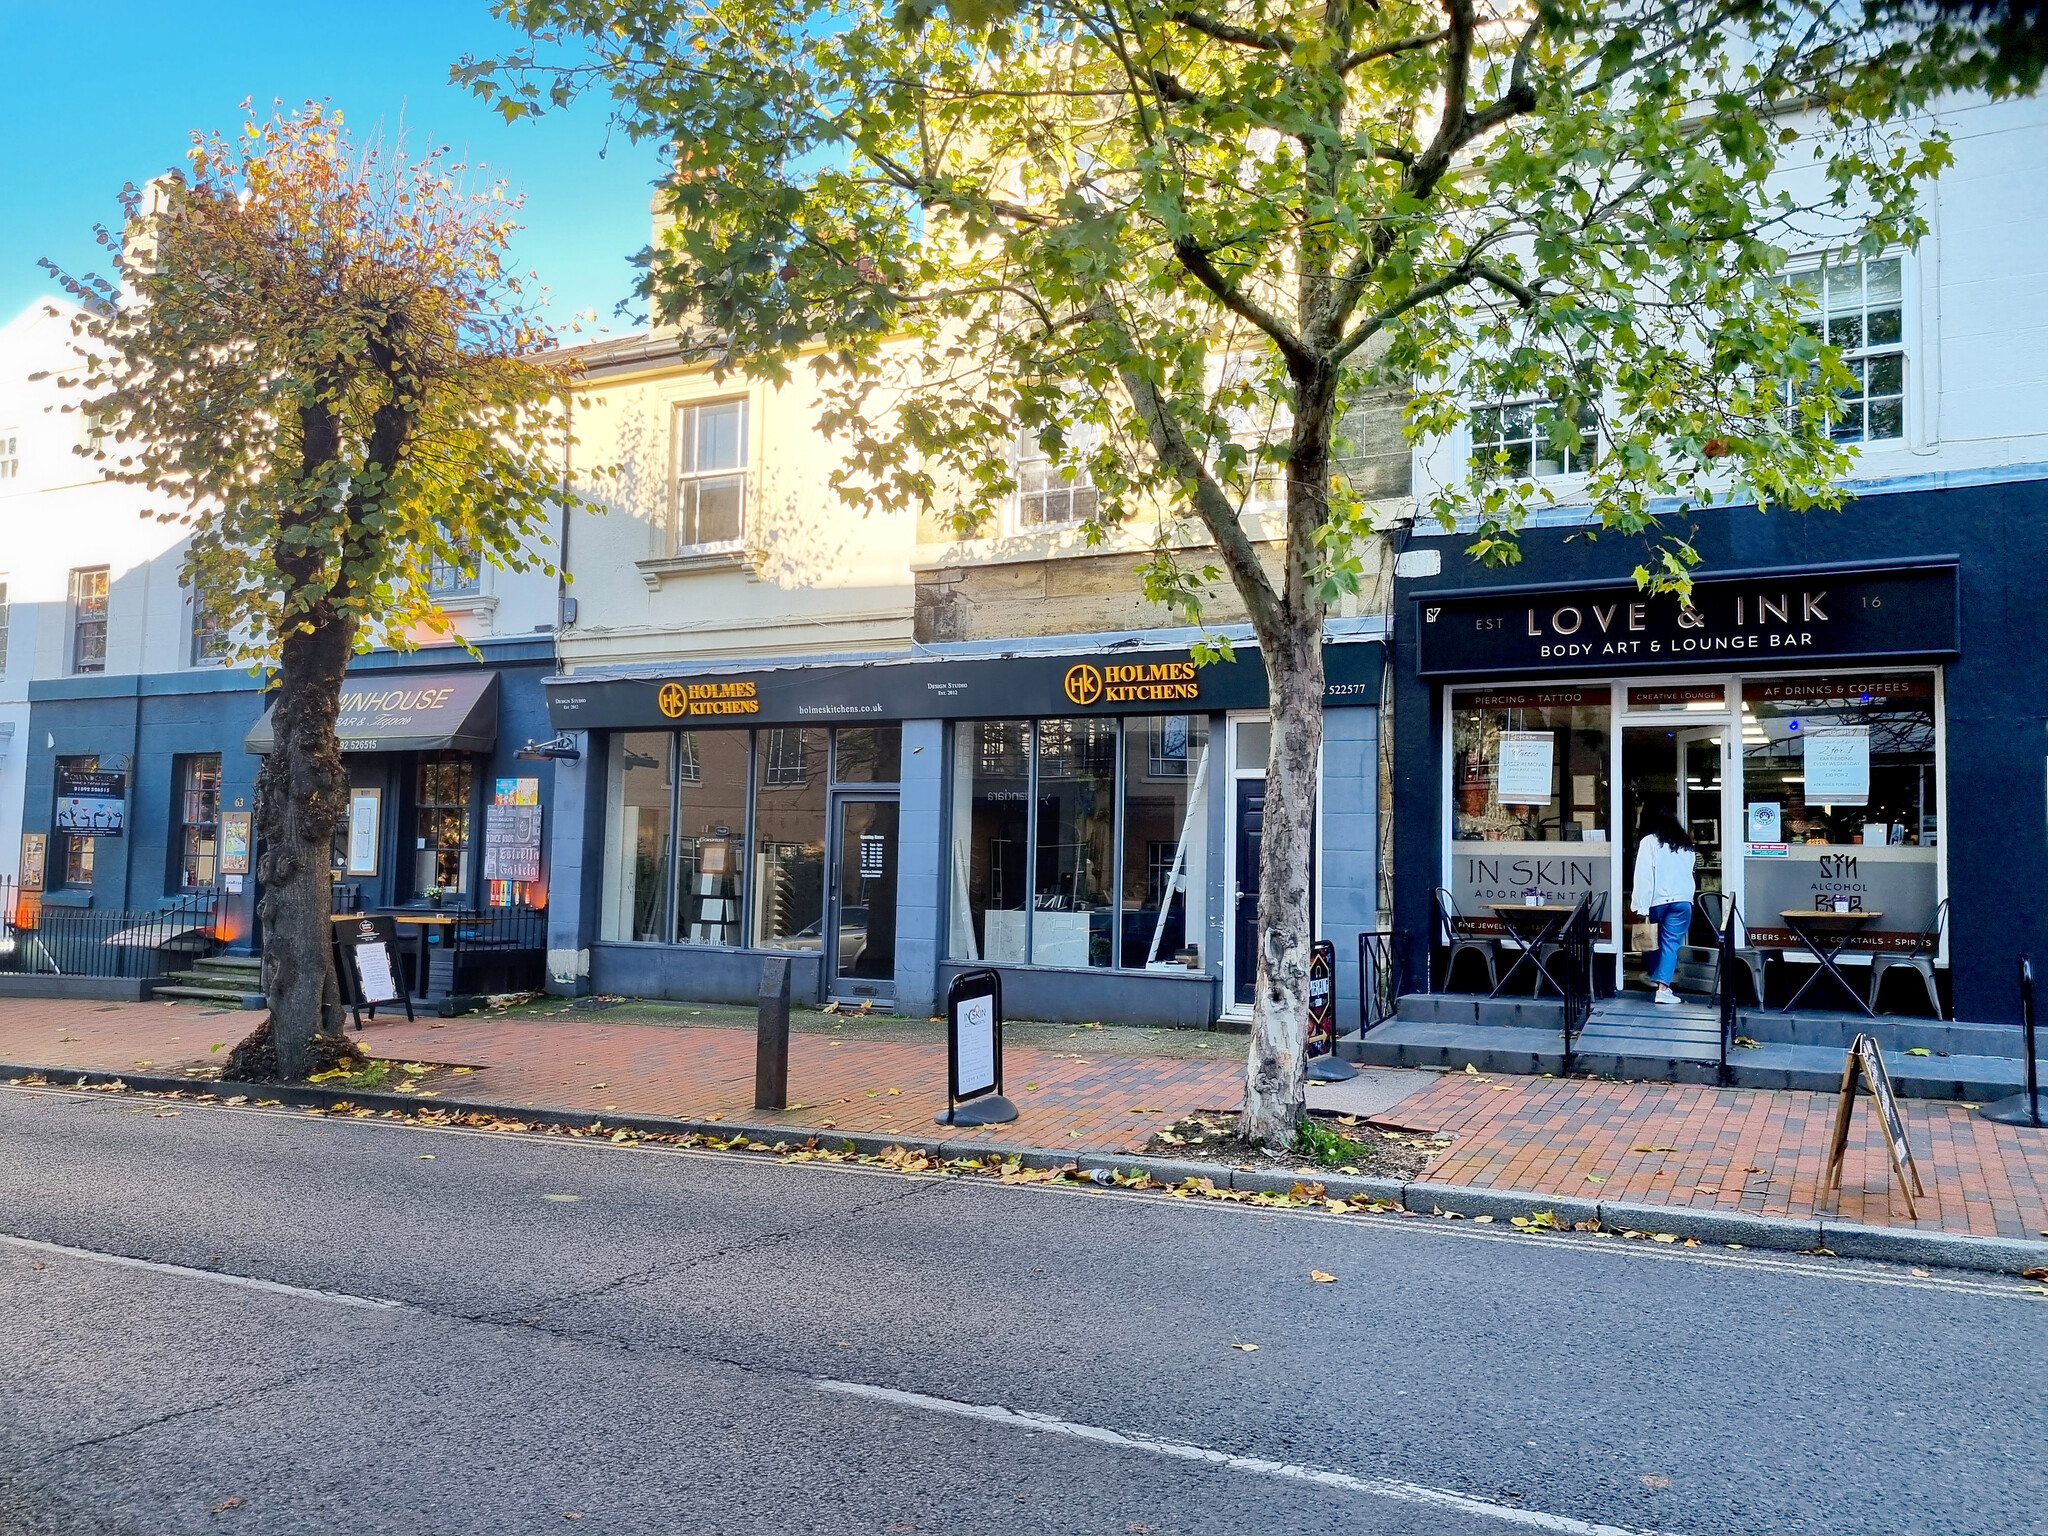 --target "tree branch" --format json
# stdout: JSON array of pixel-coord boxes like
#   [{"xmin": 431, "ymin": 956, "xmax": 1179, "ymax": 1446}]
[
  {"xmin": 1168, "ymin": 6, "xmax": 1295, "ymax": 52},
  {"xmin": 1171, "ymin": 237, "xmax": 1315, "ymax": 374},
  {"xmin": 1337, "ymin": 27, "xmax": 1452, "ymax": 73}
]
